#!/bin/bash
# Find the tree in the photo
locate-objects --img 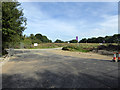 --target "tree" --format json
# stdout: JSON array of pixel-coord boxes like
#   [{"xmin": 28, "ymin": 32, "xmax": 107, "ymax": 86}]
[
  {"xmin": 0, "ymin": 2, "xmax": 2, "ymax": 56},
  {"xmin": 105, "ymin": 36, "xmax": 113, "ymax": 43},
  {"xmin": 54, "ymin": 39, "xmax": 64, "ymax": 43},
  {"xmin": 35, "ymin": 33, "xmax": 52, "ymax": 43},
  {"xmin": 113, "ymin": 34, "xmax": 120, "ymax": 43},
  {"xmin": 69, "ymin": 39, "xmax": 78, "ymax": 43},
  {"xmin": 42, "ymin": 36, "xmax": 49, "ymax": 42},
  {"xmin": 97, "ymin": 37, "xmax": 104, "ymax": 43},
  {"xmin": 35, "ymin": 34, "xmax": 42, "ymax": 40},
  {"xmin": 79, "ymin": 38, "xmax": 87, "ymax": 43},
  {"xmin": 79, "ymin": 34, "xmax": 120, "ymax": 43},
  {"xmin": 30, "ymin": 34, "xmax": 35, "ymax": 40},
  {"xmin": 2, "ymin": 1, "xmax": 27, "ymax": 49},
  {"xmin": 29, "ymin": 34, "xmax": 41, "ymax": 44}
]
